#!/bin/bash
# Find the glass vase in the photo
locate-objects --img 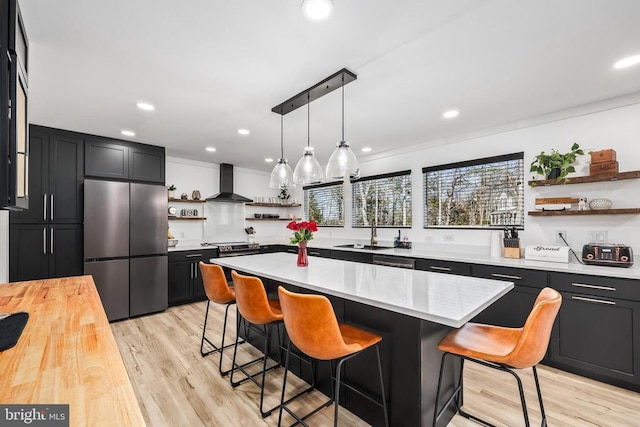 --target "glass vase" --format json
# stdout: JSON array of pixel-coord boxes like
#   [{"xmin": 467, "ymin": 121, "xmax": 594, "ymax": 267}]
[{"xmin": 297, "ymin": 242, "xmax": 309, "ymax": 267}]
